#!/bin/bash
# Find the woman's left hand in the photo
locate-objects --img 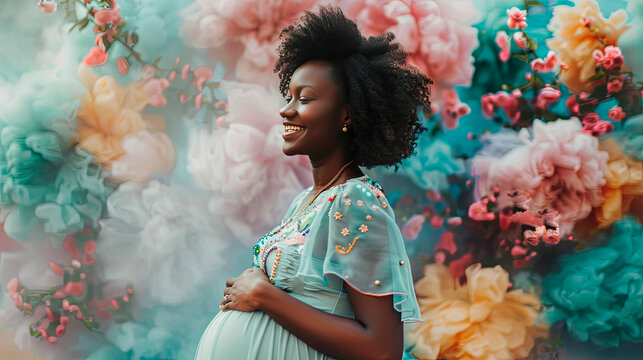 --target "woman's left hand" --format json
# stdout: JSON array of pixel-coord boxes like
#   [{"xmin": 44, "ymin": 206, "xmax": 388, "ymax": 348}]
[{"xmin": 220, "ymin": 267, "xmax": 271, "ymax": 312}]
